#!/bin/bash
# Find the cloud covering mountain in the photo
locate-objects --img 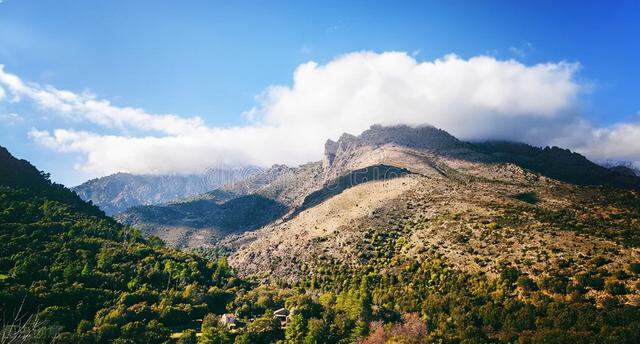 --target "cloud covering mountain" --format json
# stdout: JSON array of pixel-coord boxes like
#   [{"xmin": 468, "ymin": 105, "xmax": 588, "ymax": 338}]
[{"xmin": 1, "ymin": 51, "xmax": 639, "ymax": 177}]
